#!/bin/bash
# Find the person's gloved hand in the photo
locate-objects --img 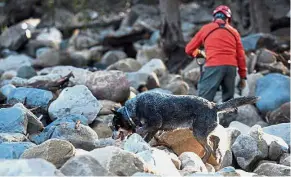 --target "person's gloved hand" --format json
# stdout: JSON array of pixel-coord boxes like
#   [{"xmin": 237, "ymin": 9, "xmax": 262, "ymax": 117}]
[{"xmin": 238, "ymin": 78, "xmax": 247, "ymax": 90}]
